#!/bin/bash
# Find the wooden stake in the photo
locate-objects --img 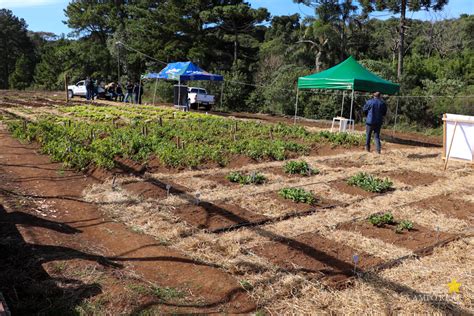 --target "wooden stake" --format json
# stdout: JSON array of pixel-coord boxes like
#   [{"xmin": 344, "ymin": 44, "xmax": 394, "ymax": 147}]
[
  {"xmin": 65, "ymin": 73, "xmax": 69, "ymax": 104},
  {"xmin": 444, "ymin": 122, "xmax": 458, "ymax": 171},
  {"xmin": 442, "ymin": 113, "xmax": 447, "ymax": 160},
  {"xmin": 159, "ymin": 116, "xmax": 163, "ymax": 126}
]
